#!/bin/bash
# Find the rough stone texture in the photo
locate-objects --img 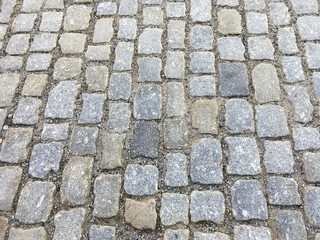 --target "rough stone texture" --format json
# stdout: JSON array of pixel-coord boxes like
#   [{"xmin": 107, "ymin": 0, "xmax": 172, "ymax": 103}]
[
  {"xmin": 252, "ymin": 63, "xmax": 280, "ymax": 103},
  {"xmin": 0, "ymin": 166, "xmax": 22, "ymax": 211},
  {"xmin": 191, "ymin": 100, "xmax": 218, "ymax": 134},
  {"xmin": 45, "ymin": 81, "xmax": 80, "ymax": 119},
  {"xmin": 53, "ymin": 208, "xmax": 85, "ymax": 240},
  {"xmin": 225, "ymin": 99, "xmax": 254, "ymax": 133},
  {"xmin": 219, "ymin": 63, "xmax": 249, "ymax": 97},
  {"xmin": 160, "ymin": 193, "xmax": 189, "ymax": 225},
  {"xmin": 93, "ymin": 174, "xmax": 121, "ymax": 218},
  {"xmin": 231, "ymin": 180, "xmax": 268, "ymax": 220},
  {"xmin": 277, "ymin": 211, "xmax": 307, "ymax": 240},
  {"xmin": 168, "ymin": 20, "xmax": 185, "ymax": 49},
  {"xmin": 164, "ymin": 229, "xmax": 189, "ymax": 240},
  {"xmin": 314, "ymin": 72, "xmax": 320, "ymax": 101},
  {"xmin": 86, "ymin": 66, "xmax": 108, "ymax": 92},
  {"xmin": 143, "ymin": 6, "xmax": 163, "ymax": 25},
  {"xmin": 285, "ymin": 85, "xmax": 313, "ymax": 123},
  {"xmin": 293, "ymin": 127, "xmax": 320, "ymax": 151},
  {"xmin": 282, "ymin": 56, "xmax": 304, "ymax": 82},
  {"xmin": 0, "ymin": 109, "xmax": 6, "ymax": 131},
  {"xmin": 305, "ymin": 187, "xmax": 320, "ymax": 227},
  {"xmin": 26, "ymin": 53, "xmax": 52, "ymax": 71},
  {"xmin": 298, "ymin": 16, "xmax": 320, "ymax": 41},
  {"xmin": 165, "ymin": 153, "xmax": 188, "ymax": 187},
  {"xmin": 304, "ymin": 152, "xmax": 320, "ymax": 183},
  {"xmin": 269, "ymin": 3, "xmax": 291, "ymax": 26},
  {"xmin": 61, "ymin": 157, "xmax": 93, "ymax": 206},
  {"xmin": 118, "ymin": 0, "xmax": 137, "ymax": 16},
  {"xmin": 248, "ymin": 37, "xmax": 274, "ymax": 60},
  {"xmin": 137, "ymin": 57, "xmax": 161, "ymax": 82},
  {"xmin": 85, "ymin": 45, "xmax": 110, "ymax": 61},
  {"xmin": 41, "ymin": 123, "xmax": 69, "ymax": 141},
  {"xmin": 244, "ymin": 0, "xmax": 265, "ymax": 10},
  {"xmin": 166, "ymin": 3, "xmax": 186, "ymax": 18},
  {"xmin": 194, "ymin": 232, "xmax": 230, "ymax": 240},
  {"xmin": 6, "ymin": 34, "xmax": 30, "ymax": 55},
  {"xmin": 290, "ymin": 0, "xmax": 318, "ymax": 14},
  {"xmin": 97, "ymin": 2, "xmax": 117, "ymax": 15},
  {"xmin": 53, "ymin": 57, "xmax": 82, "ymax": 80},
  {"xmin": 191, "ymin": 138, "xmax": 223, "ymax": 184},
  {"xmin": 234, "ymin": 225, "xmax": 271, "ymax": 240},
  {"xmin": 12, "ymin": 14, "xmax": 37, "ymax": 32},
  {"xmin": 125, "ymin": 198, "xmax": 157, "ymax": 230},
  {"xmin": 190, "ymin": 52, "xmax": 215, "ymax": 73},
  {"xmin": 113, "ymin": 42, "xmax": 134, "ymax": 71},
  {"xmin": 264, "ymin": 141, "xmax": 294, "ymax": 174},
  {"xmin": 124, "ymin": 164, "xmax": 158, "ymax": 196},
  {"xmin": 0, "ymin": 73, "xmax": 19, "ymax": 107},
  {"xmin": 218, "ymin": 37, "xmax": 245, "ymax": 61},
  {"xmin": 58, "ymin": 33, "xmax": 86, "ymax": 54},
  {"xmin": 166, "ymin": 82, "xmax": 186, "ymax": 117},
  {"xmin": 138, "ymin": 28, "xmax": 162, "ymax": 54},
  {"xmin": 13, "ymin": 97, "xmax": 42, "ymax": 125},
  {"xmin": 16, "ymin": 181, "xmax": 55, "ymax": 224},
  {"xmin": 79, "ymin": 93, "xmax": 106, "ymax": 124},
  {"xmin": 69, "ymin": 126, "xmax": 99, "ymax": 155},
  {"xmin": 218, "ymin": 9, "xmax": 242, "ymax": 34},
  {"xmin": 63, "ymin": 5, "xmax": 92, "ymax": 31},
  {"xmin": 190, "ymin": 76, "xmax": 215, "ymax": 97},
  {"xmin": 118, "ymin": 18, "xmax": 136, "ymax": 40},
  {"xmin": 164, "ymin": 51, "xmax": 185, "ymax": 79},
  {"xmin": 101, "ymin": 132, "xmax": 126, "ymax": 169},
  {"xmin": 133, "ymin": 85, "xmax": 161, "ymax": 120},
  {"xmin": 8, "ymin": 227, "xmax": 47, "ymax": 240},
  {"xmin": 226, "ymin": 137, "xmax": 261, "ymax": 175},
  {"xmin": 0, "ymin": 56, "xmax": 23, "ymax": 71},
  {"xmin": 40, "ymin": 12, "xmax": 63, "ymax": 32},
  {"xmin": 22, "ymin": 74, "xmax": 48, "ymax": 97},
  {"xmin": 246, "ymin": 12, "xmax": 268, "ymax": 34},
  {"xmin": 29, "ymin": 142, "xmax": 64, "ymax": 178},
  {"xmin": 278, "ymin": 28, "xmax": 299, "ymax": 54},
  {"xmin": 217, "ymin": 0, "xmax": 238, "ymax": 6},
  {"xmin": 305, "ymin": 43, "xmax": 320, "ymax": 69},
  {"xmin": 131, "ymin": 122, "xmax": 159, "ymax": 159},
  {"xmin": 190, "ymin": 25, "xmax": 213, "ymax": 50},
  {"xmin": 108, "ymin": 73, "xmax": 131, "ymax": 100},
  {"xmin": 90, "ymin": 226, "xmax": 116, "ymax": 240},
  {"xmin": 191, "ymin": 191, "xmax": 225, "ymax": 223},
  {"xmin": 107, "ymin": 102, "xmax": 131, "ymax": 133},
  {"xmin": 164, "ymin": 119, "xmax": 188, "ymax": 149},
  {"xmin": 190, "ymin": 0, "xmax": 212, "ymax": 22},
  {"xmin": 21, "ymin": 0, "xmax": 43, "ymax": 12},
  {"xmin": 0, "ymin": 127, "xmax": 33, "ymax": 163}
]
